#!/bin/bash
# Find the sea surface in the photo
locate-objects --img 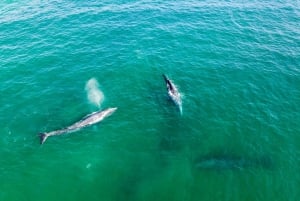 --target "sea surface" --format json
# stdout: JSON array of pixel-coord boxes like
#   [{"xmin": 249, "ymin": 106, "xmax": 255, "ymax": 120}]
[{"xmin": 0, "ymin": 0, "xmax": 299, "ymax": 201}]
